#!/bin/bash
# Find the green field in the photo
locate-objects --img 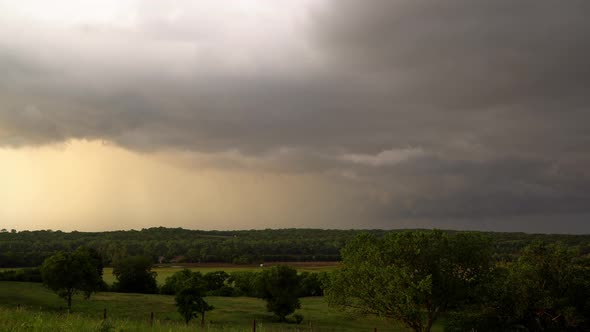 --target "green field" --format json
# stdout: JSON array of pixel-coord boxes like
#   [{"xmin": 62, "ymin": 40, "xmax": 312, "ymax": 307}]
[
  {"xmin": 2, "ymin": 263, "xmax": 339, "ymax": 285},
  {"xmin": 102, "ymin": 263, "xmax": 339, "ymax": 285},
  {"xmin": 0, "ymin": 281, "xmax": 444, "ymax": 331}
]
